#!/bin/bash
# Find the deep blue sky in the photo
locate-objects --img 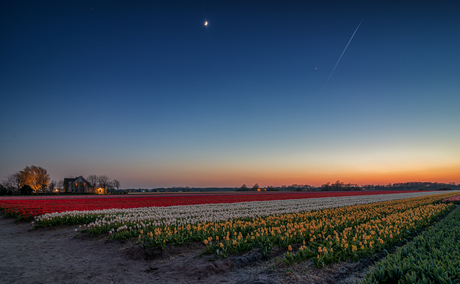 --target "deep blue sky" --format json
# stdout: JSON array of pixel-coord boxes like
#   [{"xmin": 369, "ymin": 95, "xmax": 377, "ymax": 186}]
[{"xmin": 1, "ymin": 1, "xmax": 459, "ymax": 188}]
